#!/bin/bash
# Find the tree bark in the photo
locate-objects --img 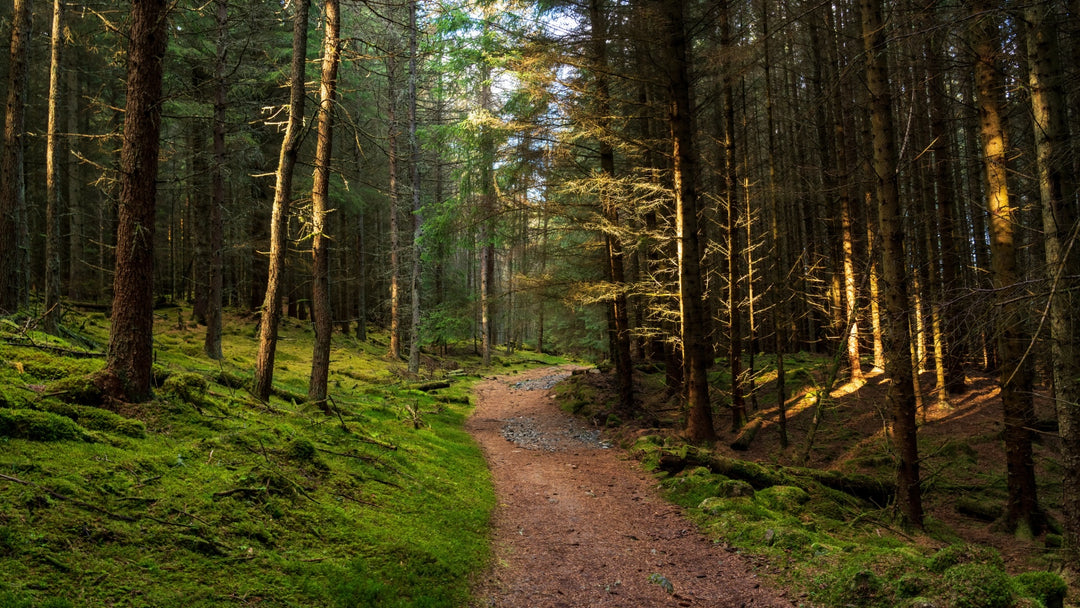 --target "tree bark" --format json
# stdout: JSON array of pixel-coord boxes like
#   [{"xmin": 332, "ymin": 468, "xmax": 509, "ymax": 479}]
[
  {"xmin": 253, "ymin": 0, "xmax": 310, "ymax": 401},
  {"xmin": 407, "ymin": 0, "xmax": 423, "ymax": 374},
  {"xmin": 388, "ymin": 51, "xmax": 402, "ymax": 360},
  {"xmin": 589, "ymin": 0, "xmax": 635, "ymax": 415},
  {"xmin": 44, "ymin": 0, "xmax": 64, "ymax": 334},
  {"xmin": 859, "ymin": 0, "xmax": 922, "ymax": 528},
  {"xmin": 970, "ymin": 0, "xmax": 1043, "ymax": 538},
  {"xmin": 0, "ymin": 0, "xmax": 33, "ymax": 314},
  {"xmin": 720, "ymin": 0, "xmax": 746, "ymax": 433},
  {"xmin": 656, "ymin": 0, "xmax": 715, "ymax": 443},
  {"xmin": 308, "ymin": 0, "xmax": 341, "ymax": 406},
  {"xmin": 479, "ymin": 24, "xmax": 496, "ymax": 367},
  {"xmin": 1025, "ymin": 2, "xmax": 1077, "ymax": 554},
  {"xmin": 101, "ymin": 0, "xmax": 170, "ymax": 403},
  {"xmin": 204, "ymin": 0, "xmax": 227, "ymax": 360}
]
